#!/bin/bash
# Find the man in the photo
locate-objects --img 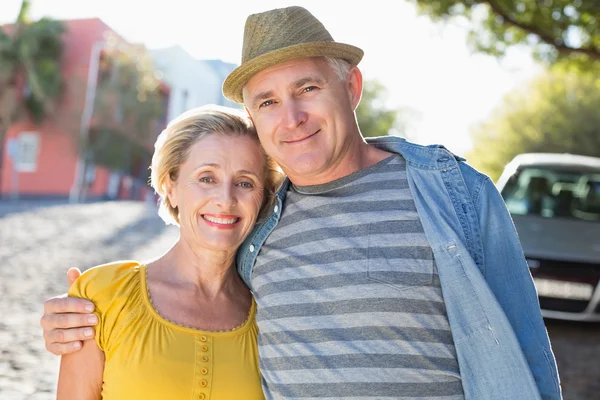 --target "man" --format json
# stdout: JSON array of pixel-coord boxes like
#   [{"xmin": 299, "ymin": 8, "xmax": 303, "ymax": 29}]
[{"xmin": 41, "ymin": 6, "xmax": 561, "ymax": 400}]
